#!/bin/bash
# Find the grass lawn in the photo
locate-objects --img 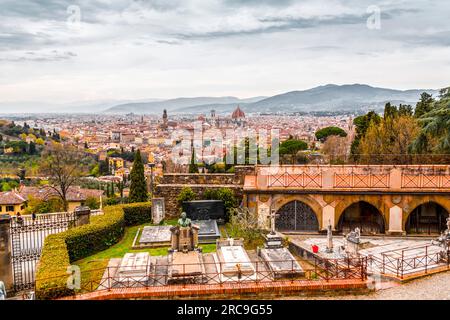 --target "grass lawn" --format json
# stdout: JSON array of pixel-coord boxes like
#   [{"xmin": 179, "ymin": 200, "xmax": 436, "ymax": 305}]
[{"xmin": 73, "ymin": 219, "xmax": 217, "ymax": 291}]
